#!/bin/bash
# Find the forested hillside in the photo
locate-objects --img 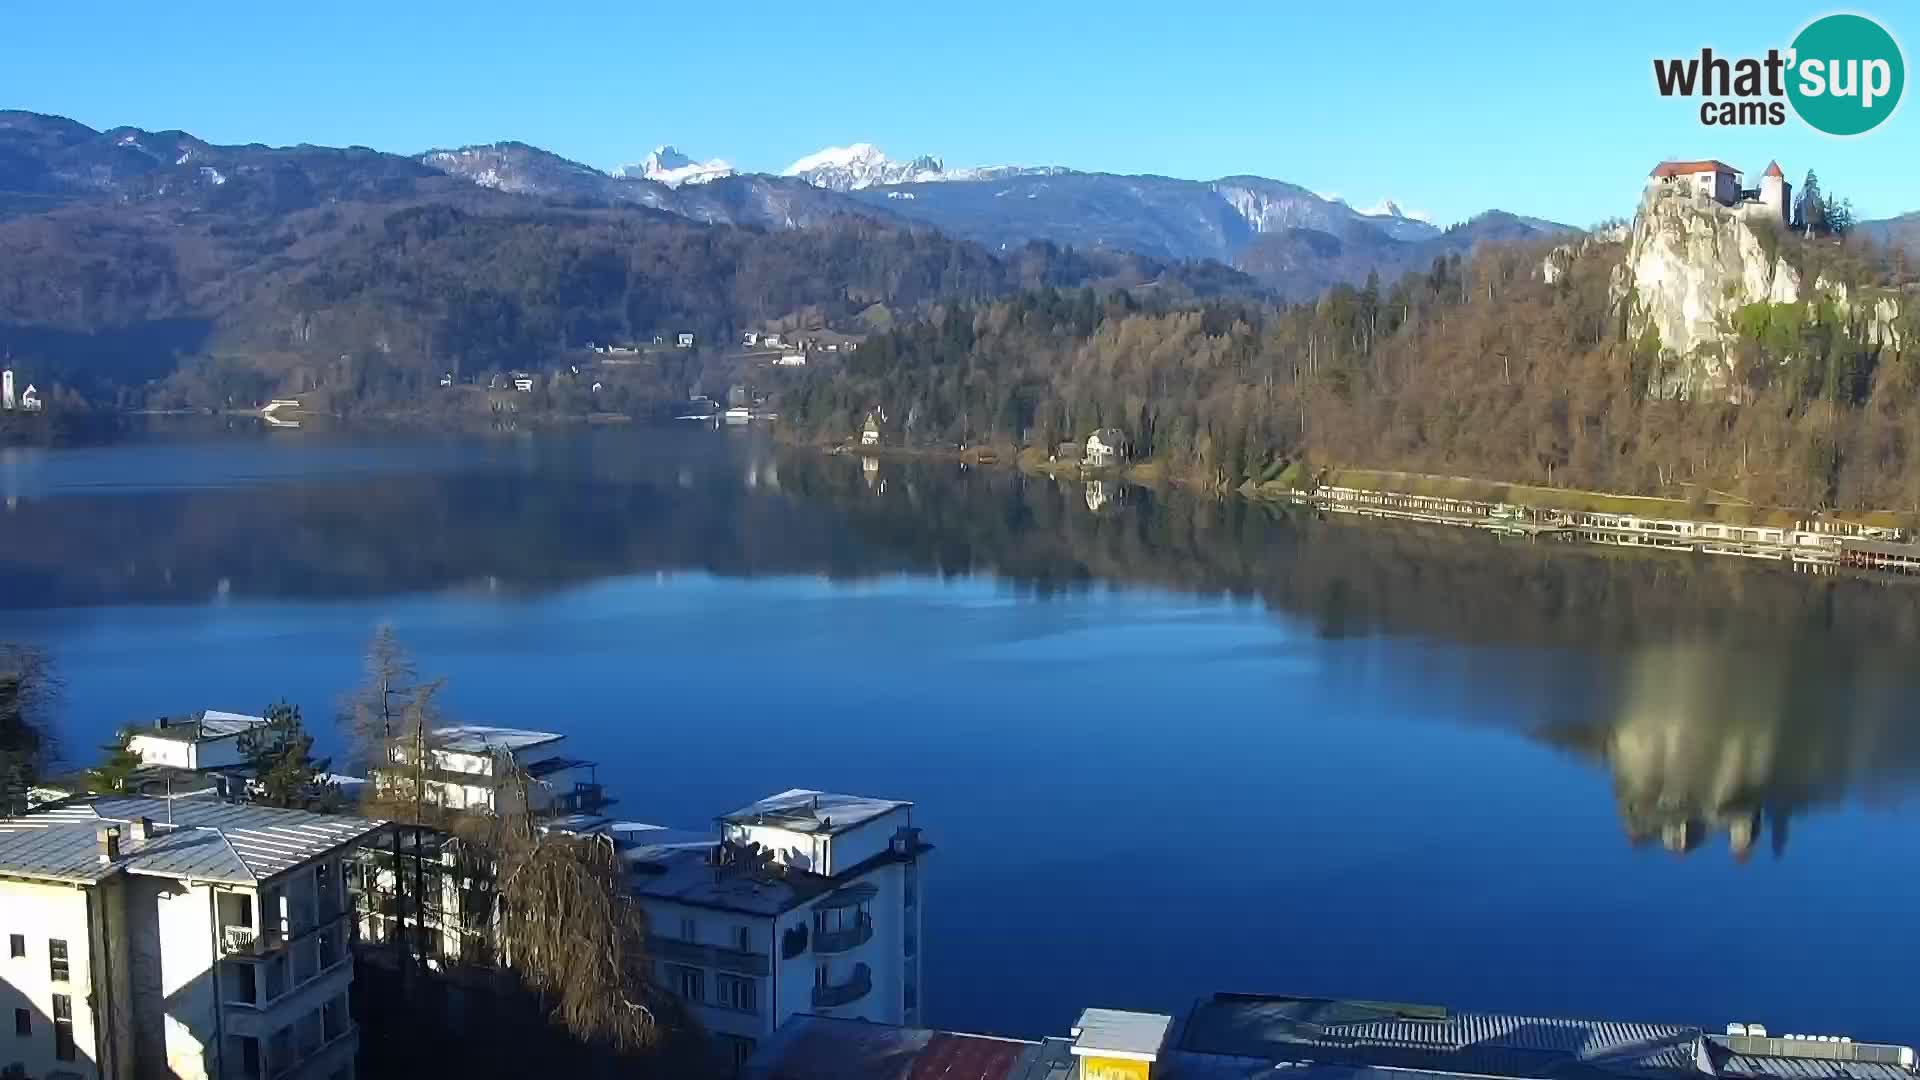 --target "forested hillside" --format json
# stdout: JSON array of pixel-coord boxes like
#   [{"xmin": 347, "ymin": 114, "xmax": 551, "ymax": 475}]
[
  {"xmin": 0, "ymin": 195, "xmax": 1256, "ymax": 412},
  {"xmin": 785, "ymin": 234, "xmax": 1920, "ymax": 513}
]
